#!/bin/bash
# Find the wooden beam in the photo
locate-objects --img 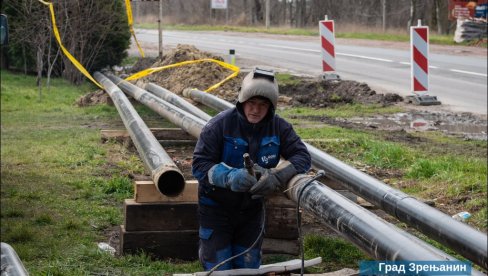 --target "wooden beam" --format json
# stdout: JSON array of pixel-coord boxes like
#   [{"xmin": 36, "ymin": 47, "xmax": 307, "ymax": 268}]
[
  {"xmin": 134, "ymin": 180, "xmax": 198, "ymax": 203},
  {"xmin": 124, "ymin": 199, "xmax": 198, "ymax": 231},
  {"xmin": 120, "ymin": 225, "xmax": 199, "ymax": 261}
]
